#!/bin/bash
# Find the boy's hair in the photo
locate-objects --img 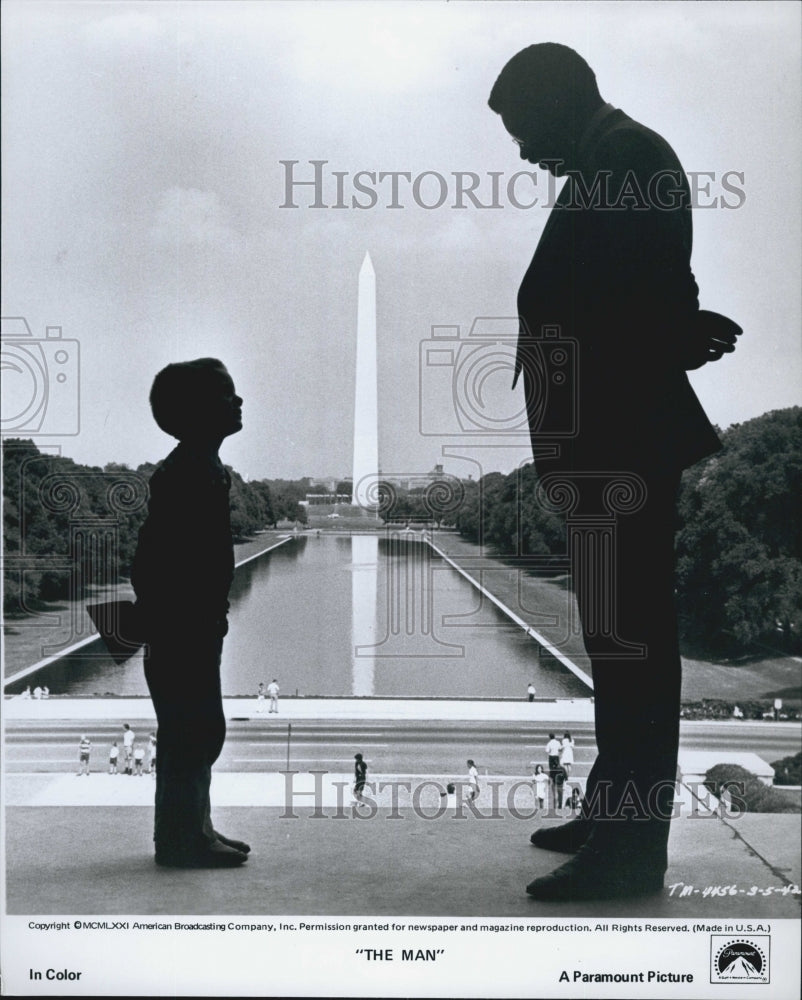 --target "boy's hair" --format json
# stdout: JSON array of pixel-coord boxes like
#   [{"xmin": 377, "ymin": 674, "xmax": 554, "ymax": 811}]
[{"xmin": 149, "ymin": 358, "xmax": 228, "ymax": 439}]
